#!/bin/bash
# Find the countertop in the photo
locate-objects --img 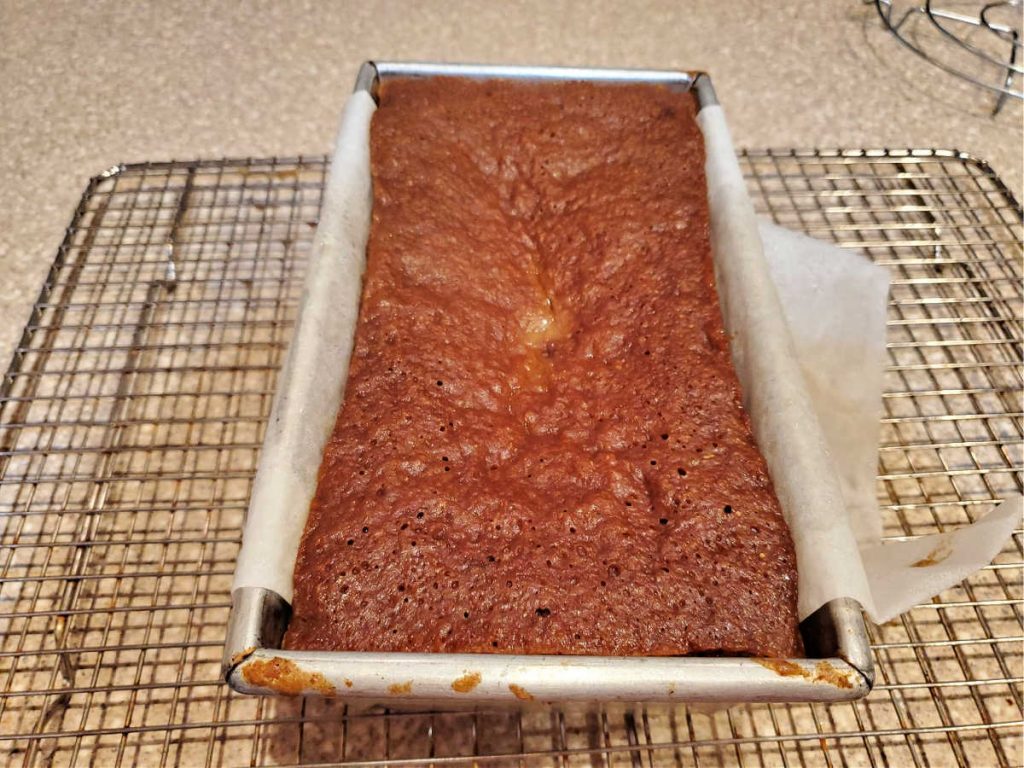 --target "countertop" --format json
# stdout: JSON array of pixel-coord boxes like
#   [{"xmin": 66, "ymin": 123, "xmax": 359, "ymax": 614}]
[{"xmin": 1, "ymin": 0, "xmax": 1021, "ymax": 370}]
